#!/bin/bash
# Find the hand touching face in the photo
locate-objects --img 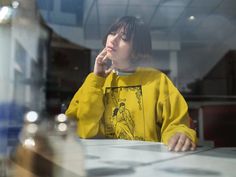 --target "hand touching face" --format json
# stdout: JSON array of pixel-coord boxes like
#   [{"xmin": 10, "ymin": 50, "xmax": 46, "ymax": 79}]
[{"xmin": 93, "ymin": 48, "xmax": 113, "ymax": 78}]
